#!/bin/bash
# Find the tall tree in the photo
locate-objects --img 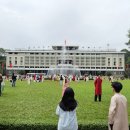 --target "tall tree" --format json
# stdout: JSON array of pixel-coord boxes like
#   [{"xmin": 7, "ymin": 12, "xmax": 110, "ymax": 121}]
[
  {"xmin": 0, "ymin": 48, "xmax": 6, "ymax": 75},
  {"xmin": 121, "ymin": 49, "xmax": 130, "ymax": 64},
  {"xmin": 122, "ymin": 30, "xmax": 130, "ymax": 78},
  {"xmin": 0, "ymin": 48, "xmax": 5, "ymax": 54},
  {"xmin": 125, "ymin": 29, "xmax": 130, "ymax": 48}
]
